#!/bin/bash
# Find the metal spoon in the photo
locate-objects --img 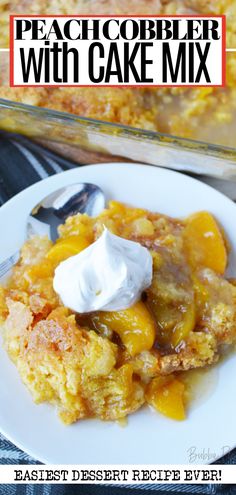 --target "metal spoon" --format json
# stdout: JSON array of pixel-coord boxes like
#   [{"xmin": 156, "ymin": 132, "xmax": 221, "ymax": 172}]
[{"xmin": 0, "ymin": 183, "xmax": 105, "ymax": 278}]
